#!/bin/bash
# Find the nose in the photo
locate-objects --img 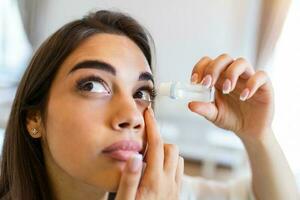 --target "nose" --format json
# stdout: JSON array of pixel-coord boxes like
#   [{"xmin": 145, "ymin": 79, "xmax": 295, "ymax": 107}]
[{"xmin": 110, "ymin": 94, "xmax": 144, "ymax": 132}]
